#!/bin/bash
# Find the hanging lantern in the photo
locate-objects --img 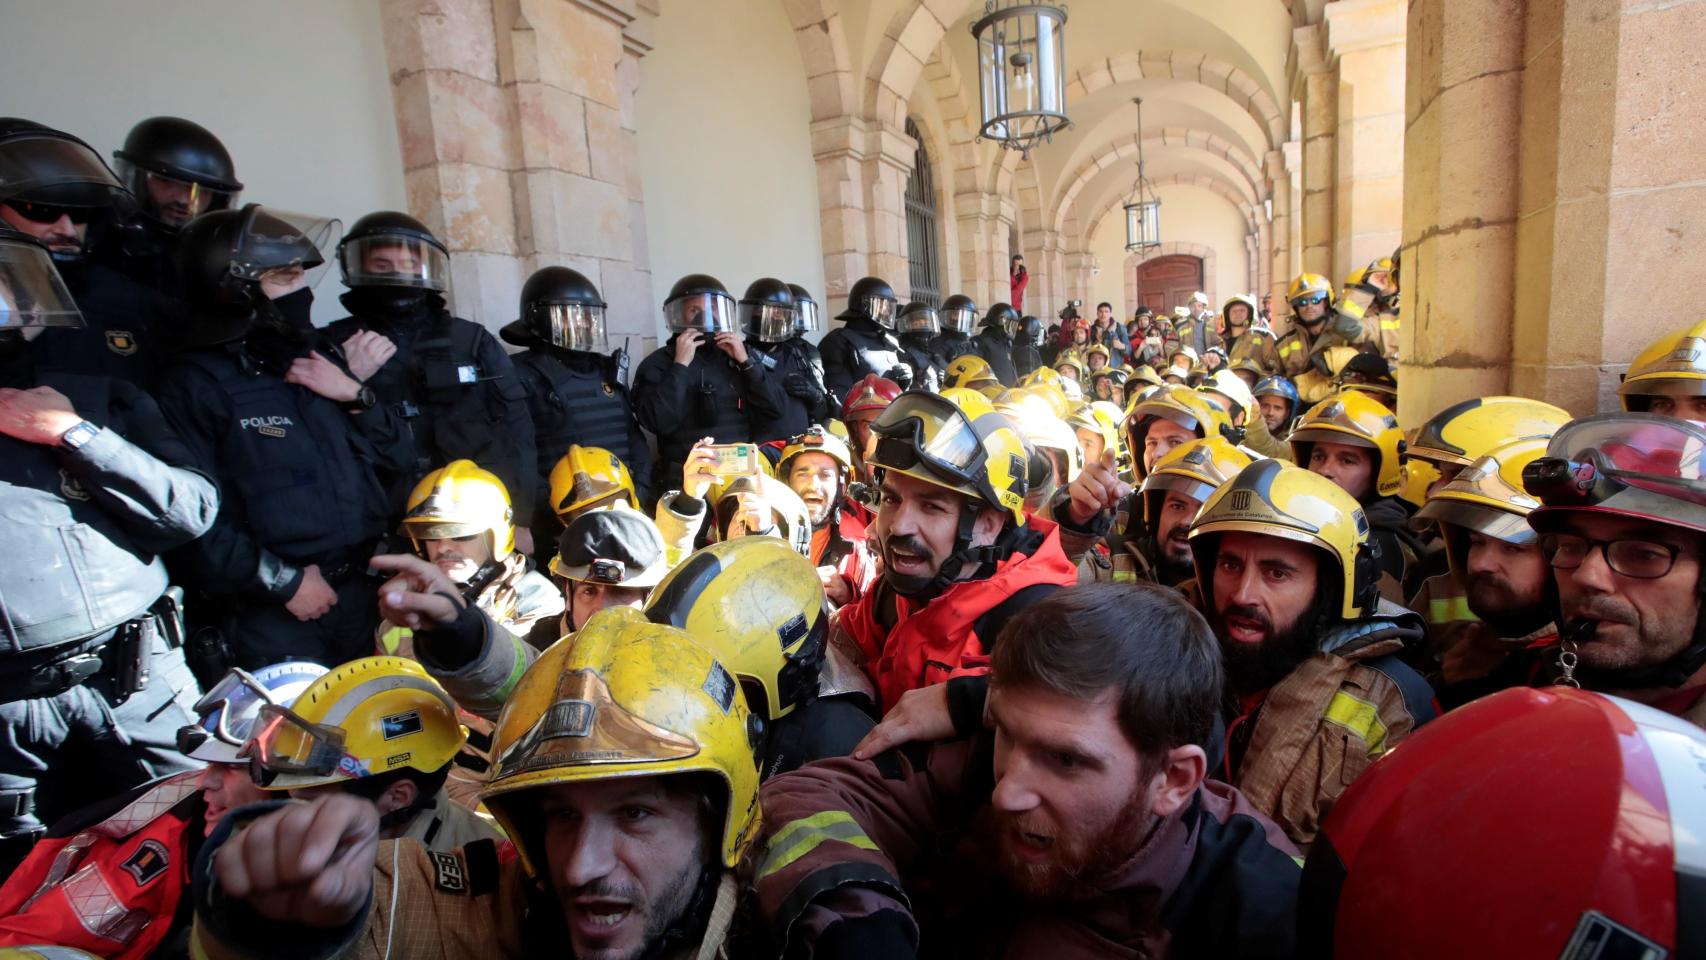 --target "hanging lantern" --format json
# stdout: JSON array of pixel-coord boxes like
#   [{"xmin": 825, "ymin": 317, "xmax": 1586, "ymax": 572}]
[
  {"xmin": 970, "ymin": 1, "xmax": 1071, "ymax": 158},
  {"xmin": 1124, "ymin": 98, "xmax": 1161, "ymax": 253}
]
